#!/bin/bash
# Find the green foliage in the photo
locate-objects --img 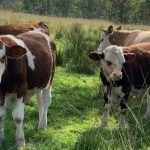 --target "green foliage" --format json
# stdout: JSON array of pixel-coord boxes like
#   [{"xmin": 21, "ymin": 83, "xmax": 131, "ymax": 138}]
[
  {"xmin": 21, "ymin": 0, "xmax": 150, "ymax": 24},
  {"xmin": 55, "ymin": 23, "xmax": 101, "ymax": 74},
  {"xmin": 2, "ymin": 67, "xmax": 150, "ymax": 150},
  {"xmin": 0, "ymin": 0, "xmax": 150, "ymax": 24}
]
